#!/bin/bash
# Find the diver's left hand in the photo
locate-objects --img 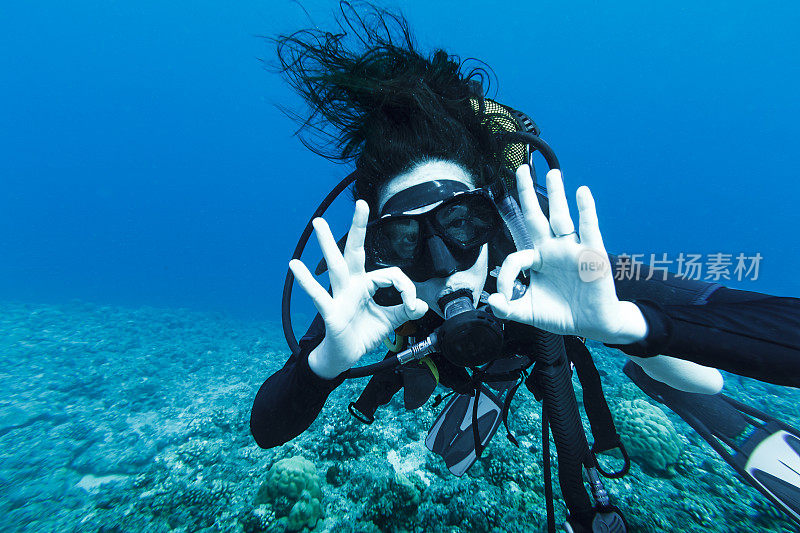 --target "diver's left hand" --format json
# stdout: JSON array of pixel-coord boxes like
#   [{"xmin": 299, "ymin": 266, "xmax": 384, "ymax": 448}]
[{"xmin": 487, "ymin": 165, "xmax": 648, "ymax": 344}]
